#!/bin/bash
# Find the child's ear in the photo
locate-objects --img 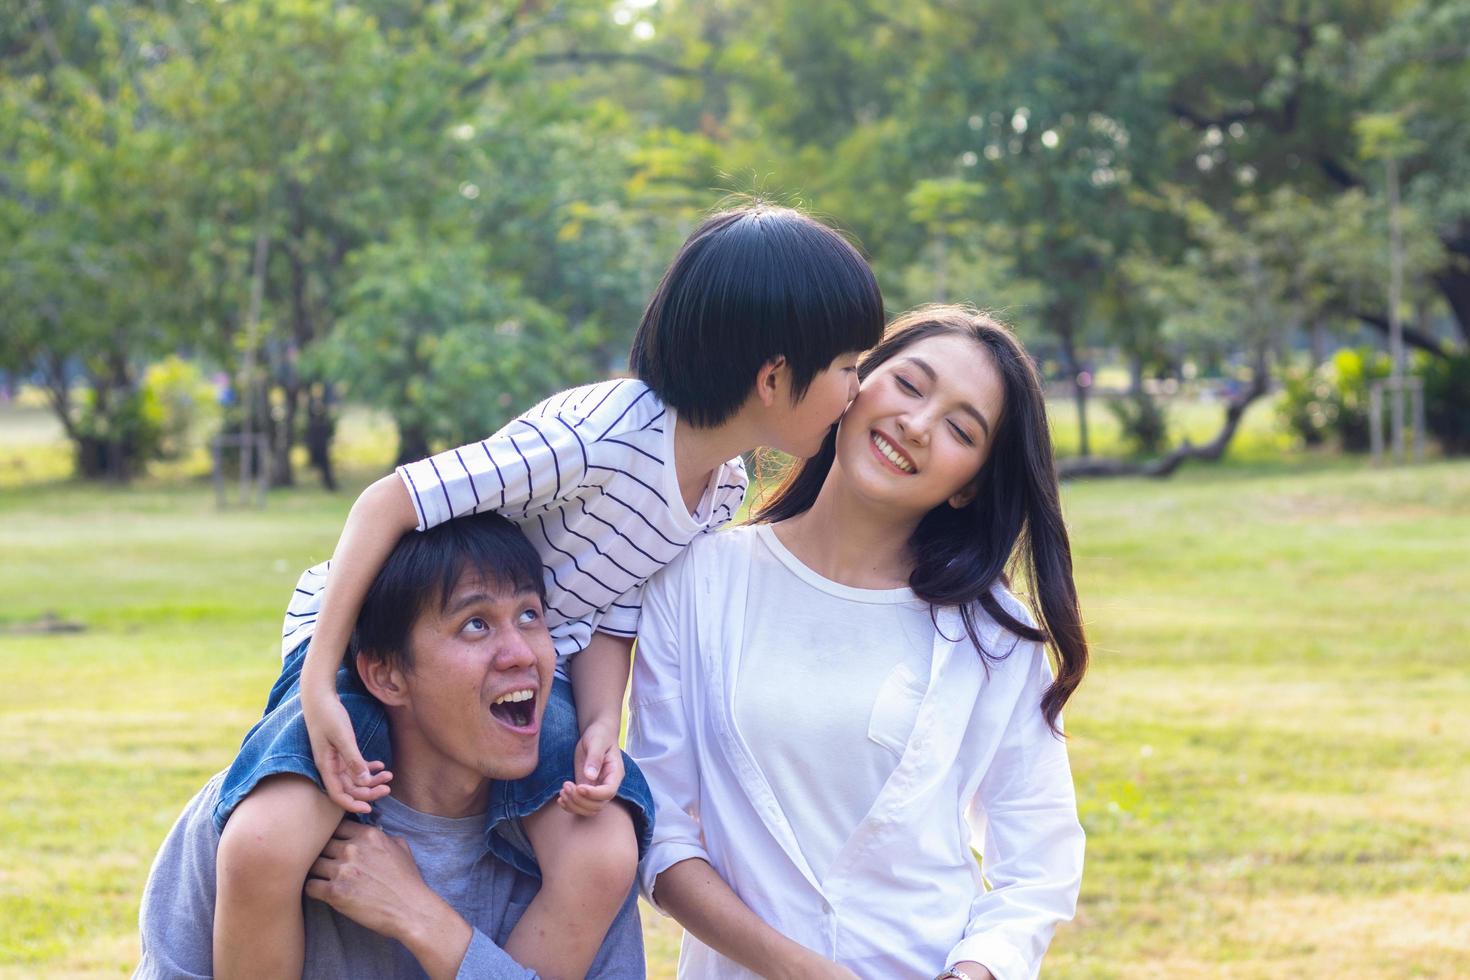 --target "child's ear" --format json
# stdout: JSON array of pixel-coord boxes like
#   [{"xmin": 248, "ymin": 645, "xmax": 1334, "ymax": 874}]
[
  {"xmin": 755, "ymin": 356, "xmax": 787, "ymax": 408},
  {"xmin": 357, "ymin": 655, "xmax": 410, "ymax": 707}
]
